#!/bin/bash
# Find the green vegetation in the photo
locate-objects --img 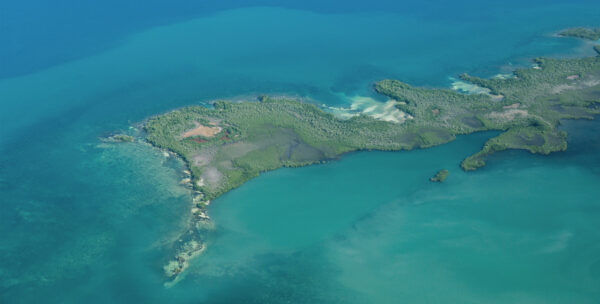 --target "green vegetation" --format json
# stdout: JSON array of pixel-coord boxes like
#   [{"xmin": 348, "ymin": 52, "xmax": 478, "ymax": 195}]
[
  {"xmin": 145, "ymin": 45, "xmax": 600, "ymax": 200},
  {"xmin": 461, "ymin": 126, "xmax": 568, "ymax": 171},
  {"xmin": 450, "ymin": 56, "xmax": 600, "ymax": 169},
  {"xmin": 430, "ymin": 169, "xmax": 449, "ymax": 182},
  {"xmin": 559, "ymin": 27, "xmax": 600, "ymax": 41},
  {"xmin": 145, "ymin": 96, "xmax": 453, "ymax": 200}
]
